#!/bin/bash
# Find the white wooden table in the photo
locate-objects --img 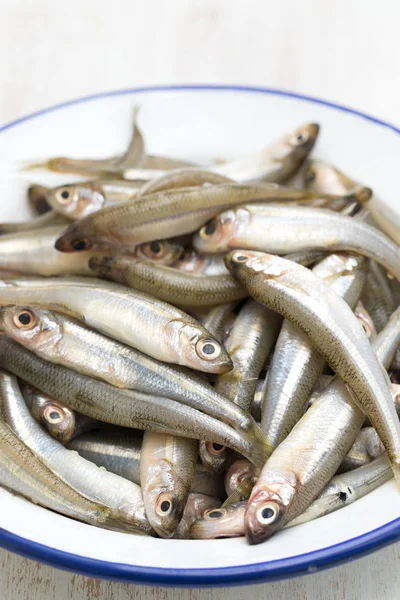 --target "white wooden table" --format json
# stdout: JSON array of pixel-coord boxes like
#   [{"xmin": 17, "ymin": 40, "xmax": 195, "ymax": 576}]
[{"xmin": 0, "ymin": 0, "xmax": 399, "ymax": 597}]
